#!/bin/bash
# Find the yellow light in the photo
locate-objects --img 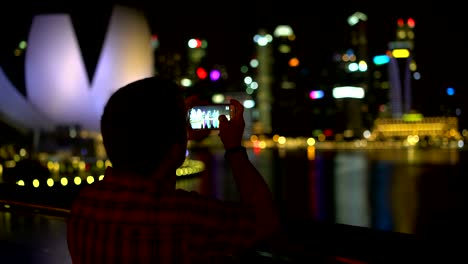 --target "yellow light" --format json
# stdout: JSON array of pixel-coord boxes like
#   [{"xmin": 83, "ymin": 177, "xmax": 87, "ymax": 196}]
[
  {"xmin": 61, "ymin": 177, "xmax": 68, "ymax": 186},
  {"xmin": 278, "ymin": 136, "xmax": 286, "ymax": 145},
  {"xmin": 392, "ymin": 49, "xmax": 410, "ymax": 58},
  {"xmin": 99, "ymin": 175, "xmax": 104, "ymax": 181},
  {"xmin": 74, "ymin": 176, "xmax": 82, "ymax": 185},
  {"xmin": 272, "ymin": 134, "xmax": 280, "ymax": 142},
  {"xmin": 407, "ymin": 135, "xmax": 419, "ymax": 145},
  {"xmin": 307, "ymin": 137, "xmax": 316, "ymax": 146},
  {"xmin": 409, "ymin": 60, "xmax": 417, "ymax": 71},
  {"xmin": 47, "ymin": 178, "xmax": 54, "ymax": 187},
  {"xmin": 318, "ymin": 134, "xmax": 326, "ymax": 142},
  {"xmin": 86, "ymin": 175, "xmax": 94, "ymax": 184},
  {"xmin": 78, "ymin": 161, "xmax": 86, "ymax": 170},
  {"xmin": 32, "ymin": 179, "xmax": 40, "ymax": 188},
  {"xmin": 307, "ymin": 146, "xmax": 316, "ymax": 160},
  {"xmin": 5, "ymin": 160, "xmax": 16, "ymax": 168},
  {"xmin": 259, "ymin": 141, "xmax": 267, "ymax": 149},
  {"xmin": 96, "ymin": 160, "xmax": 104, "ymax": 168},
  {"xmin": 0, "ymin": 164, "xmax": 3, "ymax": 175},
  {"xmin": 14, "ymin": 48, "xmax": 22, "ymax": 56},
  {"xmin": 47, "ymin": 161, "xmax": 54, "ymax": 170},
  {"xmin": 17, "ymin": 180, "xmax": 25, "ymax": 186},
  {"xmin": 19, "ymin": 148, "xmax": 27, "ymax": 157}
]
